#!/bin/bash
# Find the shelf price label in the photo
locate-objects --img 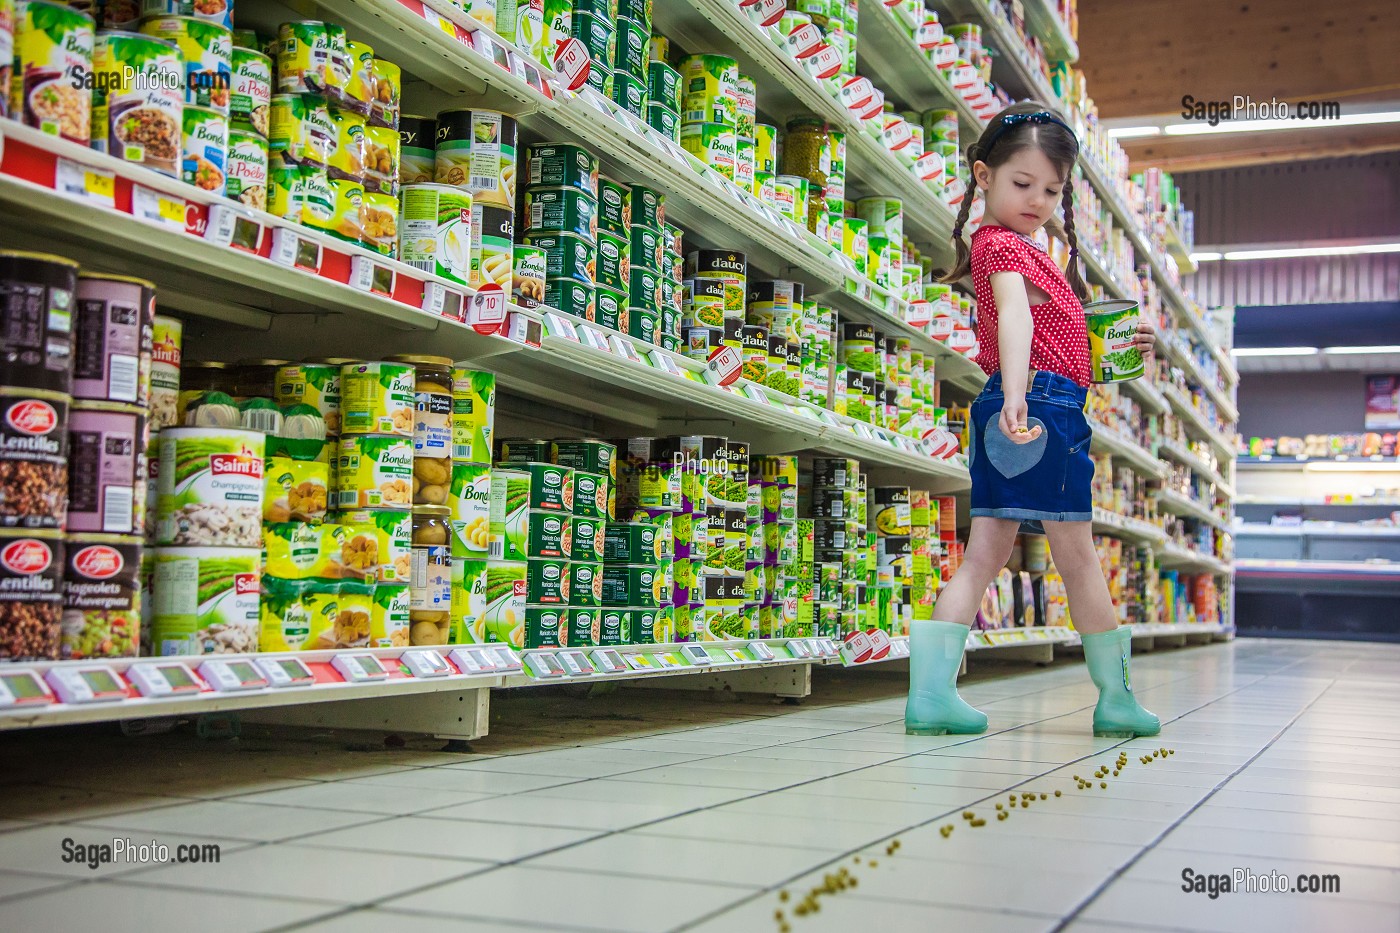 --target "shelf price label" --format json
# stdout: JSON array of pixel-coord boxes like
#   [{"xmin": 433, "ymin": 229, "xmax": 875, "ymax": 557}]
[
  {"xmin": 131, "ymin": 185, "xmax": 187, "ymax": 230},
  {"xmin": 802, "ymin": 44, "xmax": 842, "ymax": 80},
  {"xmin": 751, "ymin": 0, "xmax": 786, "ymax": 27},
  {"xmin": 204, "ymin": 205, "xmax": 263, "ymax": 253},
  {"xmin": 466, "ymin": 285, "xmax": 507, "ymax": 334},
  {"xmin": 704, "ymin": 345, "xmax": 743, "ymax": 387},
  {"xmin": 553, "ymin": 38, "xmax": 591, "ymax": 92},
  {"xmin": 270, "ymin": 227, "xmax": 322, "ymax": 272},
  {"xmin": 609, "ymin": 334, "xmax": 642, "ymax": 363},
  {"xmin": 649, "ymin": 349, "xmax": 686, "ymax": 377},
  {"xmin": 55, "ymin": 158, "xmax": 115, "ymax": 207},
  {"xmin": 743, "ymin": 383, "xmax": 769, "ymax": 405},
  {"xmin": 576, "ymin": 325, "xmax": 609, "ymax": 351},
  {"xmin": 0, "ymin": 670, "xmax": 54, "ymax": 707},
  {"xmin": 350, "ymin": 256, "xmax": 396, "ymax": 296},
  {"xmin": 542, "ymin": 310, "xmax": 579, "ymax": 342}
]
